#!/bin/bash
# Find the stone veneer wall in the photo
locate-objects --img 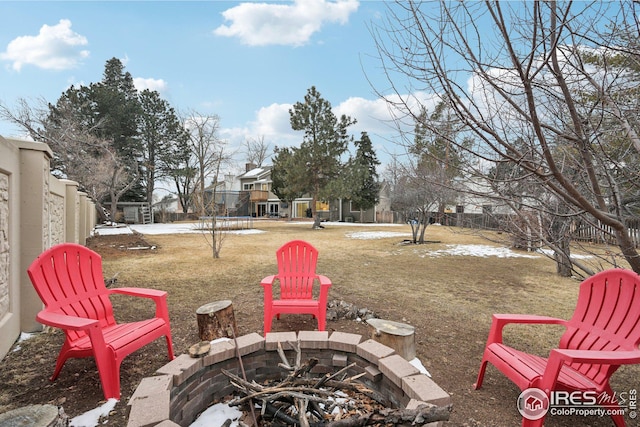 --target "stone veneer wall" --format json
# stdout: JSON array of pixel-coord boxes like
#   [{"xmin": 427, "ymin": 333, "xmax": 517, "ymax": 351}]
[
  {"xmin": 127, "ymin": 331, "xmax": 450, "ymax": 427},
  {"xmin": 0, "ymin": 173, "xmax": 9, "ymax": 325}
]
